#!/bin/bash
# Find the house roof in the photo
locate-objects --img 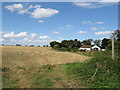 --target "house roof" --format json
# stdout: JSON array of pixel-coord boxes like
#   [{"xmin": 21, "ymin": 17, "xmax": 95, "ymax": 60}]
[
  {"xmin": 91, "ymin": 45, "xmax": 101, "ymax": 49},
  {"xmin": 80, "ymin": 45, "xmax": 92, "ymax": 48}
]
